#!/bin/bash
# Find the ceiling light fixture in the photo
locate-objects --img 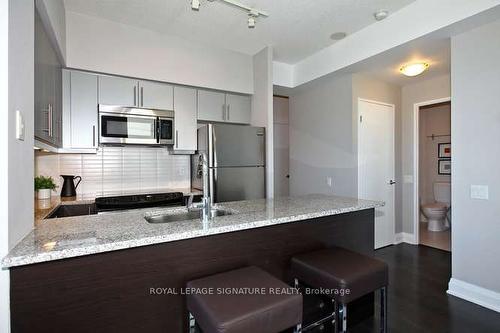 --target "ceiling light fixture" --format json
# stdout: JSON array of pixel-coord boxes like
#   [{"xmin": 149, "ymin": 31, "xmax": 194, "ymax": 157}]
[
  {"xmin": 330, "ymin": 32, "xmax": 347, "ymax": 41},
  {"xmin": 191, "ymin": 0, "xmax": 269, "ymax": 29},
  {"xmin": 399, "ymin": 62, "xmax": 430, "ymax": 77},
  {"xmin": 191, "ymin": 0, "xmax": 200, "ymax": 11},
  {"xmin": 374, "ymin": 10, "xmax": 389, "ymax": 21}
]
